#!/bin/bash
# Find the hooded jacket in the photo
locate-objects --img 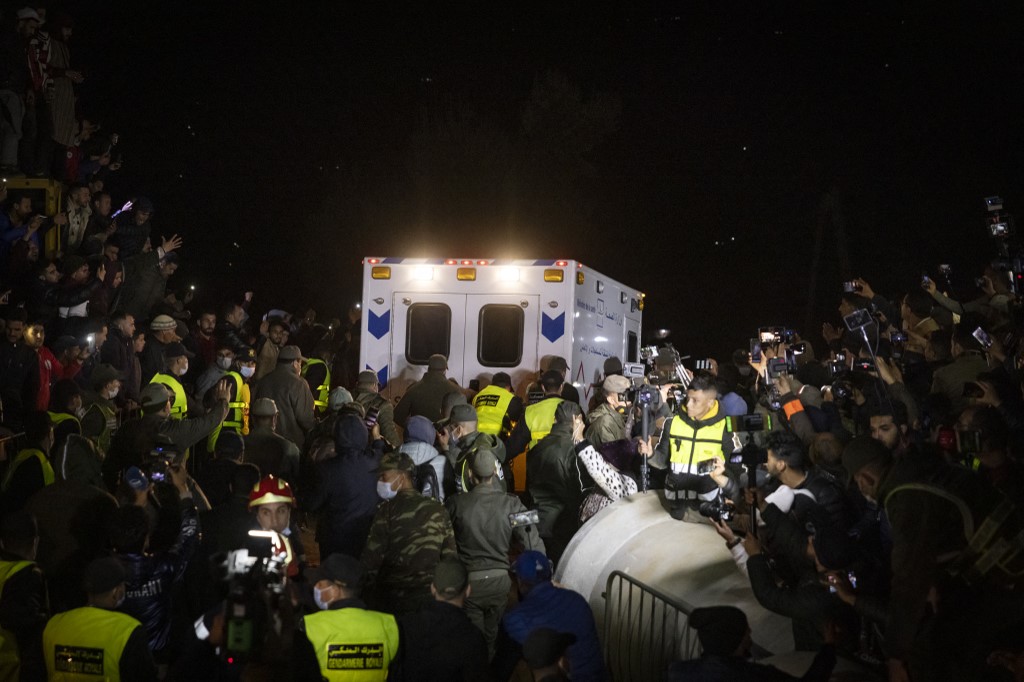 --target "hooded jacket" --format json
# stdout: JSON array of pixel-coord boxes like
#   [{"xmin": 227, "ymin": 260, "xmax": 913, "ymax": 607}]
[{"xmin": 299, "ymin": 414, "xmax": 383, "ymax": 559}]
